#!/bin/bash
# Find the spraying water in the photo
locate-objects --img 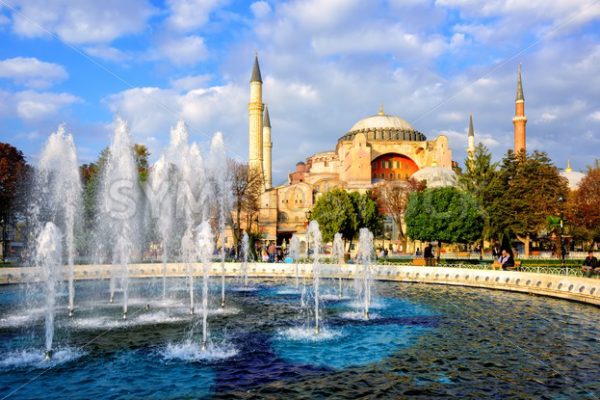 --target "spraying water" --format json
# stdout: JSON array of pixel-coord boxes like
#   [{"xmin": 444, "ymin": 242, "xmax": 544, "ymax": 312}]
[
  {"xmin": 307, "ymin": 221, "xmax": 322, "ymax": 335},
  {"xmin": 149, "ymin": 155, "xmax": 174, "ymax": 302},
  {"xmin": 290, "ymin": 234, "xmax": 301, "ymax": 288},
  {"xmin": 98, "ymin": 118, "xmax": 140, "ymax": 319},
  {"xmin": 36, "ymin": 125, "xmax": 82, "ymax": 317},
  {"xmin": 197, "ymin": 221, "xmax": 214, "ymax": 351},
  {"xmin": 357, "ymin": 228, "xmax": 374, "ymax": 320},
  {"xmin": 241, "ymin": 232, "xmax": 249, "ymax": 287},
  {"xmin": 36, "ymin": 222, "xmax": 62, "ymax": 360},
  {"xmin": 332, "ymin": 233, "xmax": 344, "ymax": 298},
  {"xmin": 181, "ymin": 228, "xmax": 196, "ymax": 314},
  {"xmin": 209, "ymin": 133, "xmax": 231, "ymax": 308}
]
